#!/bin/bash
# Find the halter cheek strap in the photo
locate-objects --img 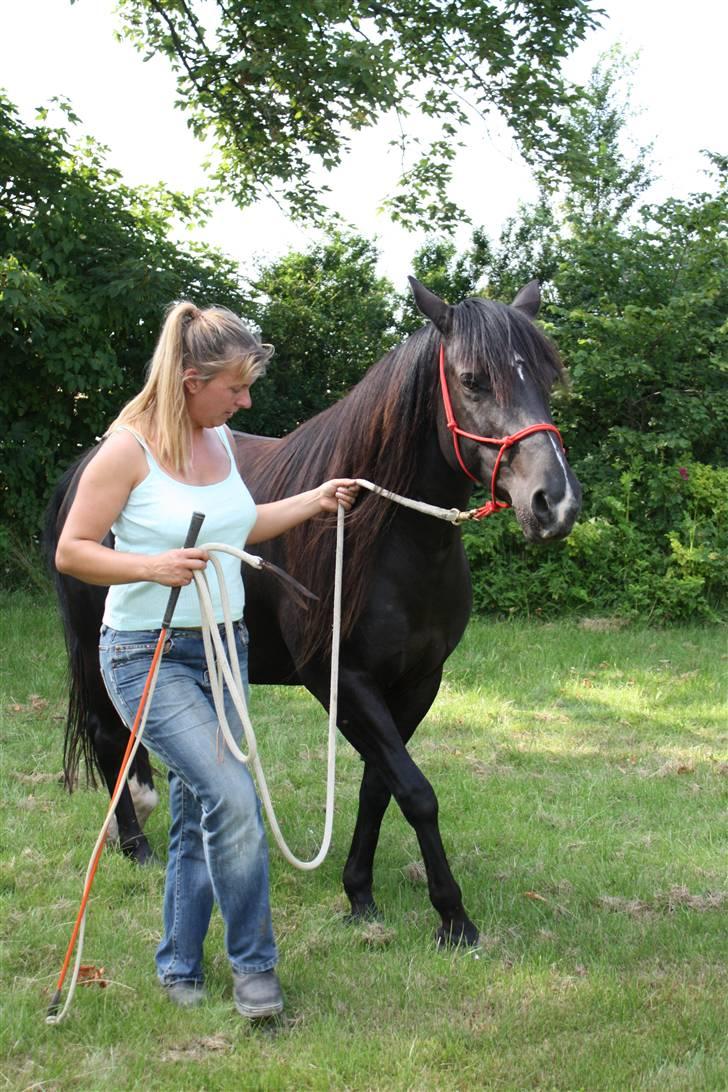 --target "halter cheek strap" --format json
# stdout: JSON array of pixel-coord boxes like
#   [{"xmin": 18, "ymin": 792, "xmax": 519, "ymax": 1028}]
[{"xmin": 439, "ymin": 344, "xmax": 565, "ymax": 520}]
